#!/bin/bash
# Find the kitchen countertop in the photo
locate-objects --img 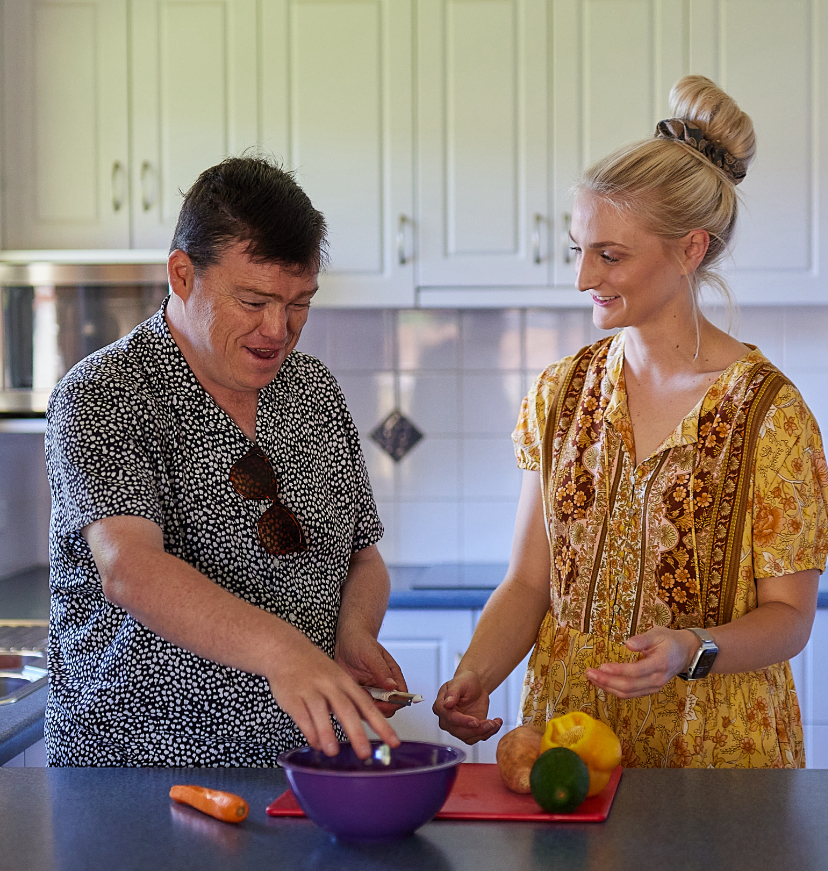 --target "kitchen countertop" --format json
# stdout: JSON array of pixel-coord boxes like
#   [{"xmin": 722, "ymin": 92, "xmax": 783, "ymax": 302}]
[{"xmin": 3, "ymin": 766, "xmax": 828, "ymax": 871}]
